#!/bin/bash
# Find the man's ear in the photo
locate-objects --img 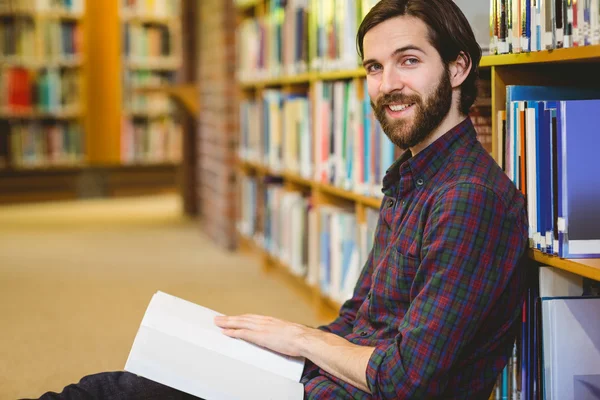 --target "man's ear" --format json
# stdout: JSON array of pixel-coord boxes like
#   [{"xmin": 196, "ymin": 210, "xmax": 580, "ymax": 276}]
[{"xmin": 448, "ymin": 52, "xmax": 471, "ymax": 89}]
